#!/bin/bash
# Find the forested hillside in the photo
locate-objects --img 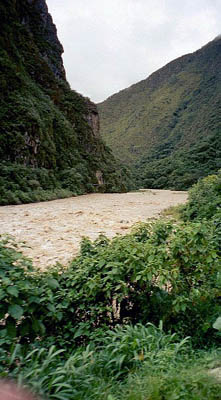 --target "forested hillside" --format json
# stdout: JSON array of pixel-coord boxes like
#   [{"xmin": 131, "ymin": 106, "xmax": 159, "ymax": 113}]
[
  {"xmin": 98, "ymin": 37, "xmax": 221, "ymax": 189},
  {"xmin": 0, "ymin": 0, "xmax": 131, "ymax": 205}
]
